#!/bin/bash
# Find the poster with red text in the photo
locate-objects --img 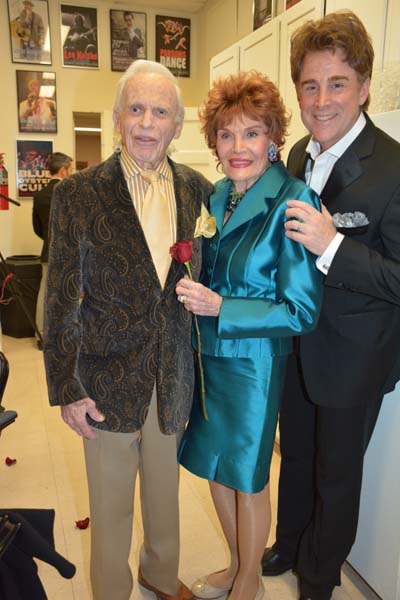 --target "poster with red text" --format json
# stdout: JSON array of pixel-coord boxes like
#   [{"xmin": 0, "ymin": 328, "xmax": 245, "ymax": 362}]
[
  {"xmin": 156, "ymin": 15, "xmax": 190, "ymax": 78},
  {"xmin": 60, "ymin": 4, "xmax": 98, "ymax": 68}
]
